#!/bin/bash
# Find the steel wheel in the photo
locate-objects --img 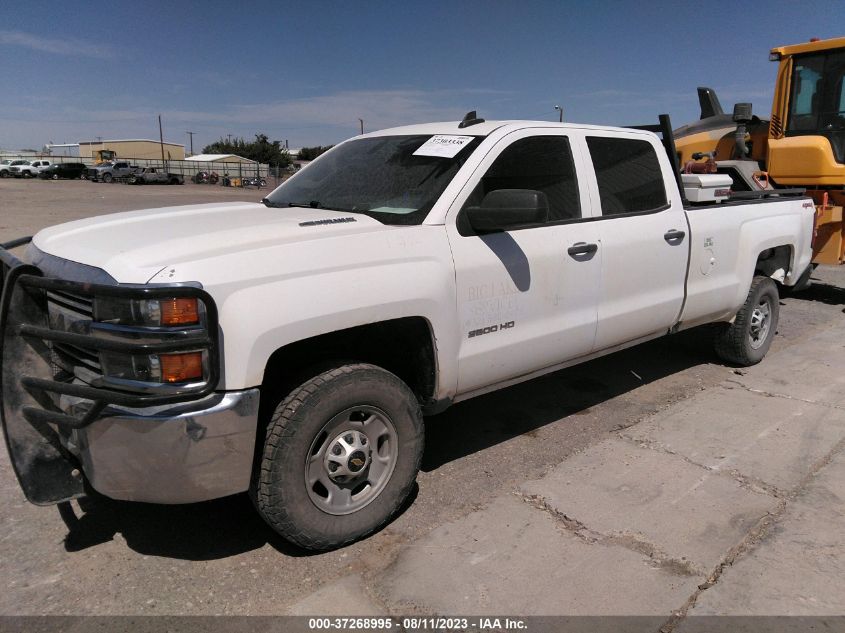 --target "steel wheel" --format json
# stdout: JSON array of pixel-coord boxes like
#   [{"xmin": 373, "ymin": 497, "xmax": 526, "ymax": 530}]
[
  {"xmin": 748, "ymin": 296, "xmax": 772, "ymax": 349},
  {"xmin": 715, "ymin": 275, "xmax": 779, "ymax": 366},
  {"xmin": 305, "ymin": 405, "xmax": 398, "ymax": 515},
  {"xmin": 253, "ymin": 363, "xmax": 424, "ymax": 550}
]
